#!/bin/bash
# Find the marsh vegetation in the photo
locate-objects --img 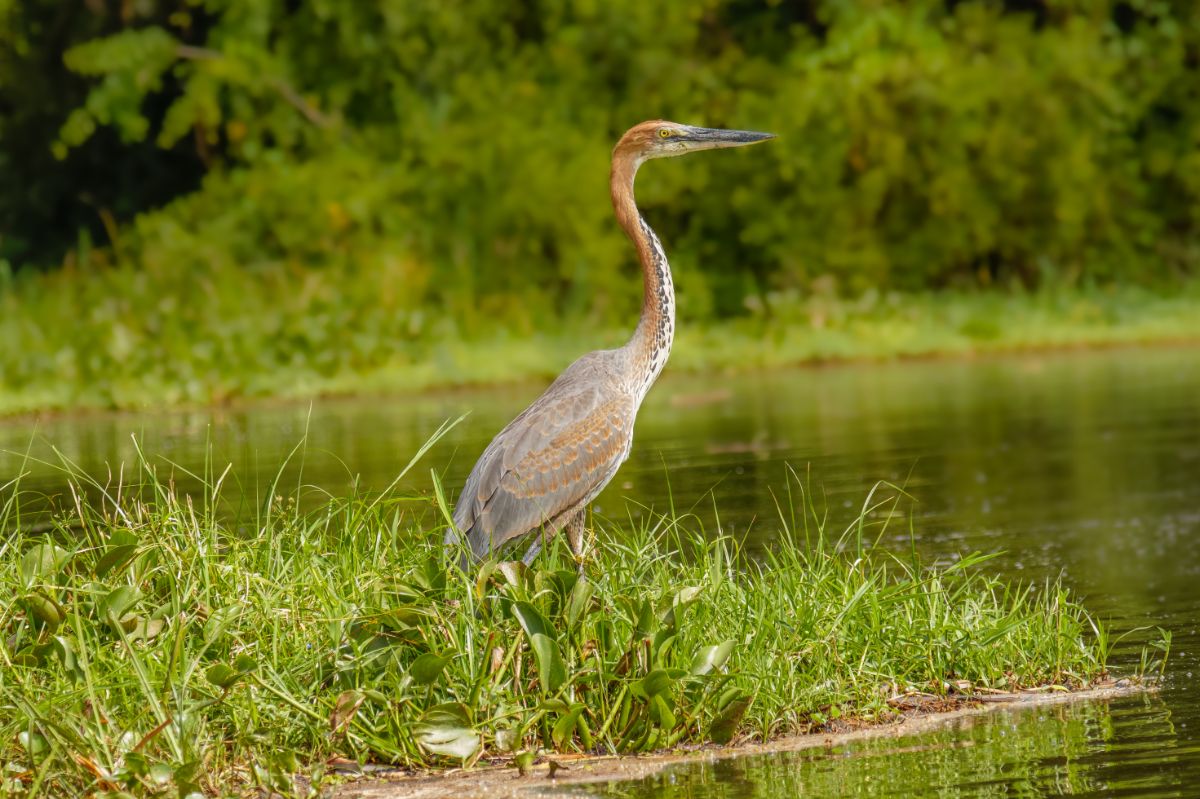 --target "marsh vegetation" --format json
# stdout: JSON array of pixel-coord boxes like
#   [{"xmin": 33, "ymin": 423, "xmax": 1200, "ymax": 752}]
[{"xmin": 0, "ymin": 442, "xmax": 1132, "ymax": 797}]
